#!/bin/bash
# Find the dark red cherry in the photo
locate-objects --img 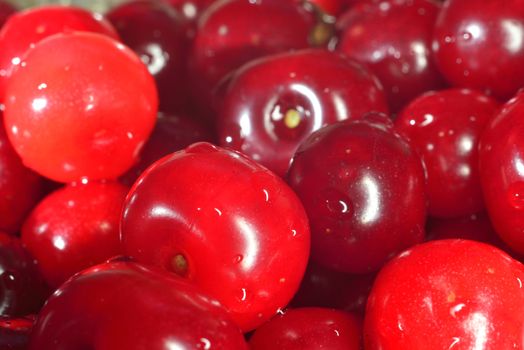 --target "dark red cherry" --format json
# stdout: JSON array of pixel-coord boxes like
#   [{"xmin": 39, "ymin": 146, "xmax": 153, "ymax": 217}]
[
  {"xmin": 396, "ymin": 89, "xmax": 499, "ymax": 218},
  {"xmin": 0, "ymin": 1, "xmax": 15, "ymax": 28},
  {"xmin": 0, "ymin": 5, "xmax": 119, "ymax": 102},
  {"xmin": 0, "ymin": 315, "xmax": 34, "ymax": 350},
  {"xmin": 249, "ymin": 308, "xmax": 361, "ymax": 349},
  {"xmin": 28, "ymin": 261, "xmax": 247, "ymax": 350},
  {"xmin": 287, "ymin": 115, "xmax": 426, "ymax": 273},
  {"xmin": 365, "ymin": 240, "xmax": 524, "ymax": 349},
  {"xmin": 21, "ymin": 181, "xmax": 128, "ymax": 288},
  {"xmin": 480, "ymin": 92, "xmax": 524, "ymax": 254},
  {"xmin": 0, "ymin": 233, "xmax": 47, "ymax": 317},
  {"xmin": 121, "ymin": 142, "xmax": 310, "ymax": 331},
  {"xmin": 164, "ymin": 0, "xmax": 215, "ymax": 40},
  {"xmin": 107, "ymin": 0, "xmax": 189, "ymax": 115},
  {"xmin": 218, "ymin": 49, "xmax": 388, "ymax": 177},
  {"xmin": 433, "ymin": 0, "xmax": 524, "ymax": 100},
  {"xmin": 0, "ymin": 115, "xmax": 44, "ymax": 235},
  {"xmin": 337, "ymin": 0, "xmax": 445, "ymax": 112}
]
